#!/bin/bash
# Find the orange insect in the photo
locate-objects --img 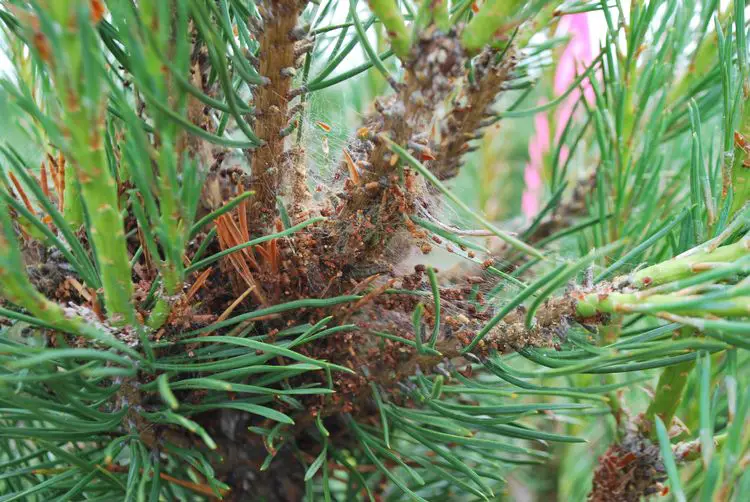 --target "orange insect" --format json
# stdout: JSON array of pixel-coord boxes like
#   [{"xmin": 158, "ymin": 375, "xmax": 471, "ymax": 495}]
[
  {"xmin": 316, "ymin": 121, "xmax": 332, "ymax": 133},
  {"xmin": 33, "ymin": 32, "xmax": 51, "ymax": 63},
  {"xmin": 420, "ymin": 148, "xmax": 436, "ymax": 161},
  {"xmin": 616, "ymin": 452, "xmax": 637, "ymax": 468},
  {"xmin": 90, "ymin": 0, "xmax": 105, "ymax": 23},
  {"xmin": 342, "ymin": 149, "xmax": 360, "ymax": 185},
  {"xmin": 734, "ymin": 131, "xmax": 750, "ymax": 153}
]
